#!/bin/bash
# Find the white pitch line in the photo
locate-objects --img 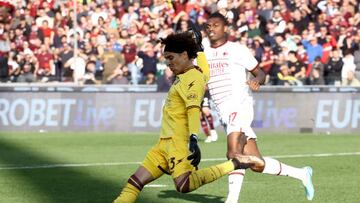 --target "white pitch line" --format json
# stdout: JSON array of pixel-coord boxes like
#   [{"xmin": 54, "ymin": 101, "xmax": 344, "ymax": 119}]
[{"xmin": 0, "ymin": 152, "xmax": 359, "ymax": 170}]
